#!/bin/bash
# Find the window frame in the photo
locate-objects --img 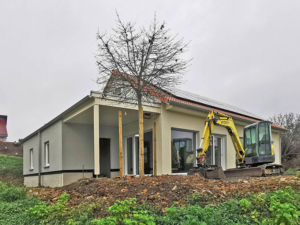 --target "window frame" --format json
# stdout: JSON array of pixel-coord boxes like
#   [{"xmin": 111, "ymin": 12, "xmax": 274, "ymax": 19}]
[
  {"xmin": 171, "ymin": 128, "xmax": 199, "ymax": 174},
  {"xmin": 44, "ymin": 141, "xmax": 50, "ymax": 167},
  {"xmin": 29, "ymin": 148, "xmax": 34, "ymax": 171}
]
